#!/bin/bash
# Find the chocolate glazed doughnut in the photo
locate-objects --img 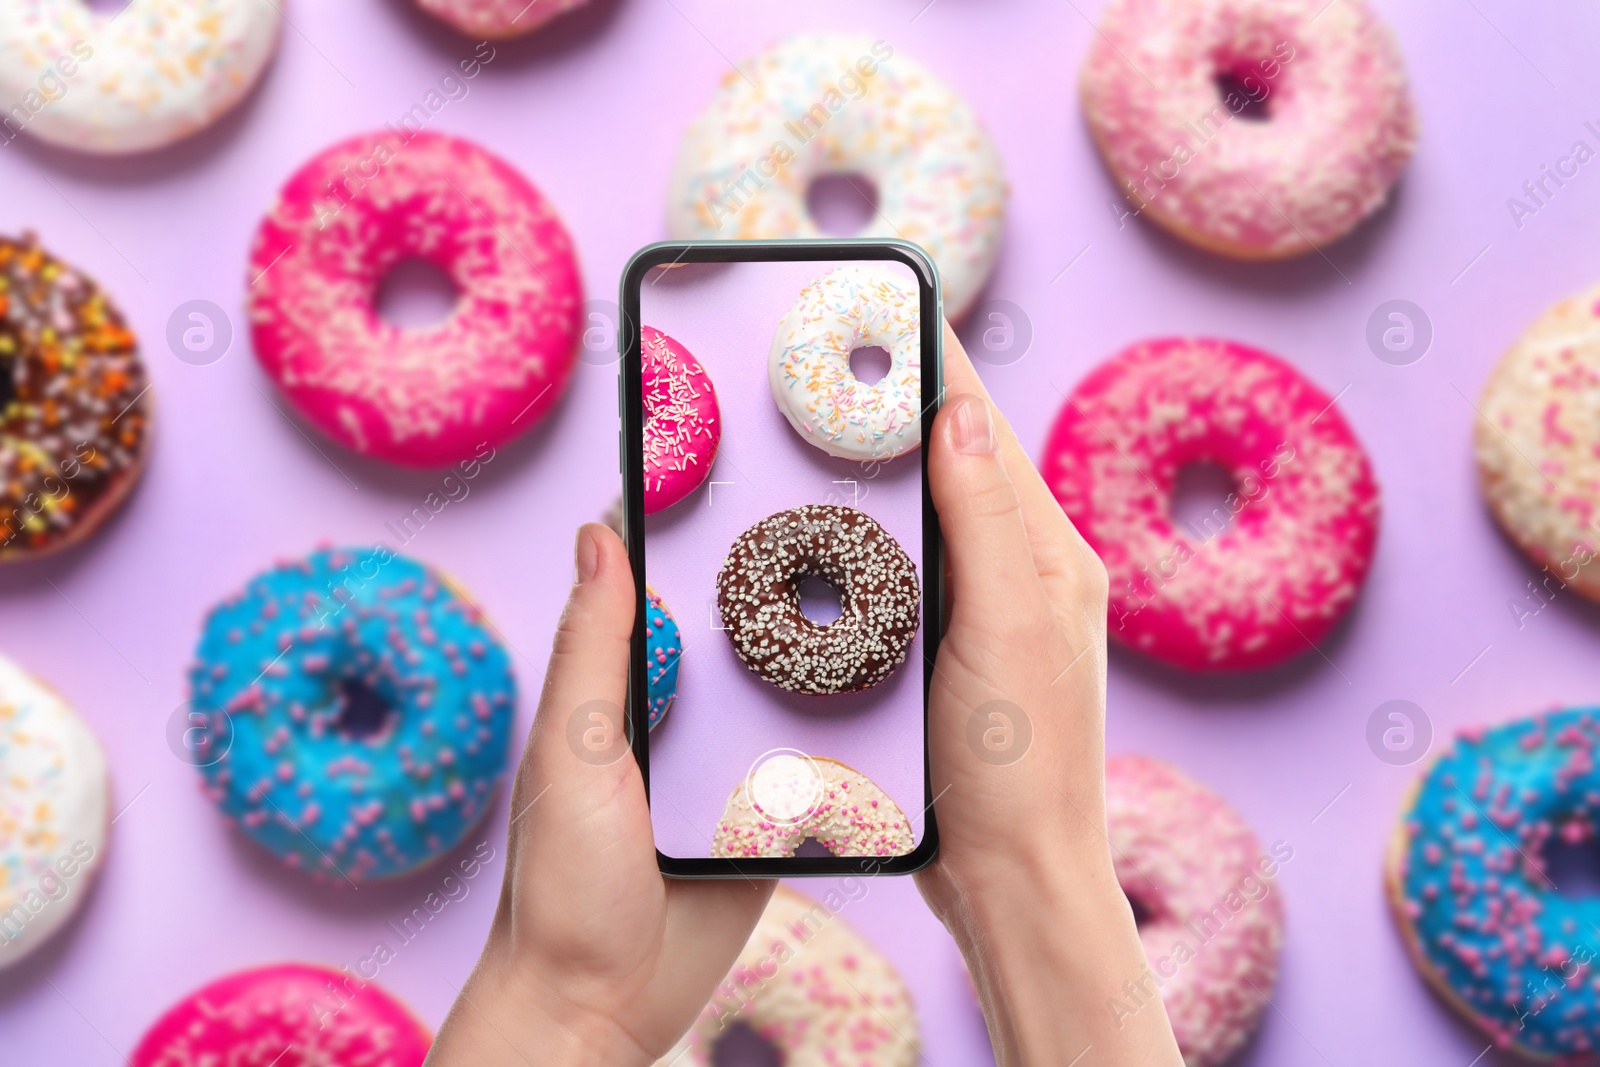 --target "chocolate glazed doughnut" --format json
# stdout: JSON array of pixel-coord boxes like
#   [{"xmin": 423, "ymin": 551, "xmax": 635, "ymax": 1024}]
[
  {"xmin": 0, "ymin": 235, "xmax": 151, "ymax": 561},
  {"xmin": 716, "ymin": 504, "xmax": 920, "ymax": 695}
]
